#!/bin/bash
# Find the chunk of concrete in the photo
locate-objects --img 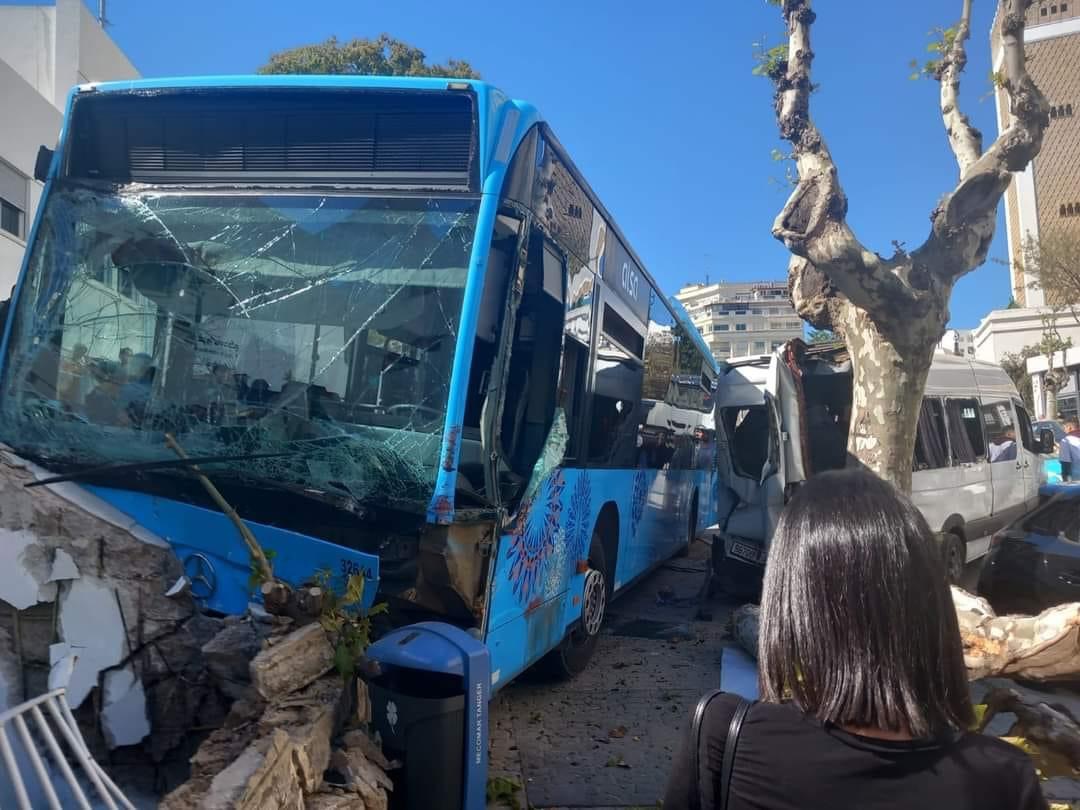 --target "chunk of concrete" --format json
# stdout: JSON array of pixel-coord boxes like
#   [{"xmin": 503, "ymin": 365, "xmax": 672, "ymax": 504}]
[
  {"xmin": 259, "ymin": 676, "xmax": 347, "ymax": 794},
  {"xmin": 306, "ymin": 789, "xmax": 368, "ymax": 809},
  {"xmin": 250, "ymin": 622, "xmax": 335, "ymax": 701},
  {"xmin": 58, "ymin": 577, "xmax": 126, "ymax": 707},
  {"xmin": 0, "ymin": 627, "xmax": 21, "ymax": 710},
  {"xmin": 203, "ymin": 730, "xmax": 303, "ymax": 810},
  {"xmin": 47, "ymin": 548, "xmax": 80, "ymax": 582},
  {"xmin": 342, "ymin": 728, "xmax": 391, "ymax": 771},
  {"xmin": 202, "ymin": 620, "xmax": 261, "ymax": 700},
  {"xmin": 330, "ymin": 746, "xmax": 394, "ymax": 794},
  {"xmin": 0, "ymin": 528, "xmax": 48, "ymax": 610},
  {"xmin": 101, "ymin": 666, "xmax": 151, "ymax": 749}
]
